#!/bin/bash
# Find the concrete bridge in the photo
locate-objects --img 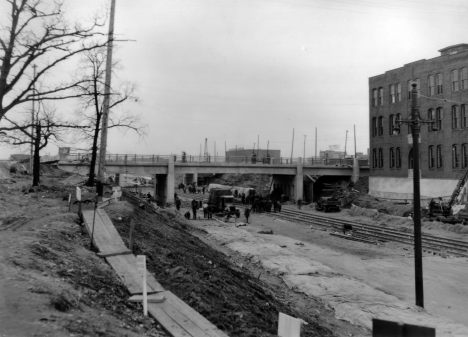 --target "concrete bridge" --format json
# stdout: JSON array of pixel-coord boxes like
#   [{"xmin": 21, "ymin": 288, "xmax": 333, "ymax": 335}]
[{"xmin": 58, "ymin": 154, "xmax": 368, "ymax": 204}]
